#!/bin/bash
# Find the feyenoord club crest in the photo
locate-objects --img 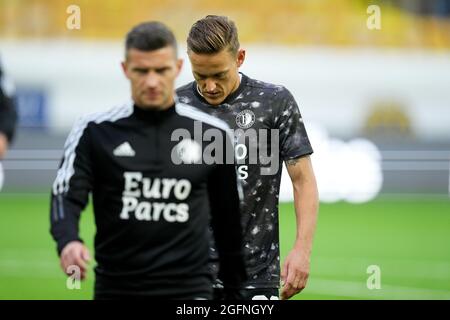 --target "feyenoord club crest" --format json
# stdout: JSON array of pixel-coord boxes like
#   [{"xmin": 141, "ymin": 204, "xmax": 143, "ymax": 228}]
[{"xmin": 236, "ymin": 110, "xmax": 255, "ymax": 129}]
